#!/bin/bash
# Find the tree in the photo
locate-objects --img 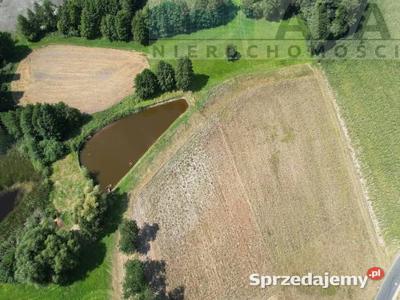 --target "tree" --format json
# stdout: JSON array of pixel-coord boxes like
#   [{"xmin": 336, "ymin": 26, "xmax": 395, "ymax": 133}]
[
  {"xmin": 226, "ymin": 44, "xmax": 240, "ymax": 61},
  {"xmin": 175, "ymin": 56, "xmax": 194, "ymax": 91},
  {"xmin": 115, "ymin": 10, "xmax": 132, "ymax": 41},
  {"xmin": 17, "ymin": 0, "xmax": 57, "ymax": 42},
  {"xmin": 101, "ymin": 15, "xmax": 117, "ymax": 41},
  {"xmin": 73, "ymin": 183, "xmax": 107, "ymax": 240},
  {"xmin": 156, "ymin": 61, "xmax": 176, "ymax": 92},
  {"xmin": 14, "ymin": 216, "xmax": 80, "ymax": 284},
  {"xmin": 80, "ymin": 0, "xmax": 101, "ymax": 39},
  {"xmin": 58, "ymin": 0, "xmax": 83, "ymax": 36},
  {"xmin": 0, "ymin": 32, "xmax": 15, "ymax": 65},
  {"xmin": 33, "ymin": 104, "xmax": 62, "ymax": 140},
  {"xmin": 39, "ymin": 139, "xmax": 66, "ymax": 164},
  {"xmin": 135, "ymin": 69, "xmax": 160, "ymax": 99},
  {"xmin": 132, "ymin": 9, "xmax": 149, "ymax": 45},
  {"xmin": 119, "ymin": 219, "xmax": 139, "ymax": 254},
  {"xmin": 123, "ymin": 259, "xmax": 148, "ymax": 299}
]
